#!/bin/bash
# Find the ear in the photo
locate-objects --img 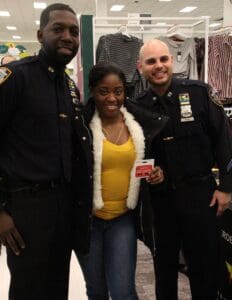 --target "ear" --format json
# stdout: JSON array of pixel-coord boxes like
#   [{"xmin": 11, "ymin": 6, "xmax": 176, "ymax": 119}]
[
  {"xmin": 137, "ymin": 60, "xmax": 143, "ymax": 74},
  {"xmin": 170, "ymin": 55, "xmax": 173, "ymax": 63},
  {"xmin": 37, "ymin": 29, "xmax": 43, "ymax": 44}
]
